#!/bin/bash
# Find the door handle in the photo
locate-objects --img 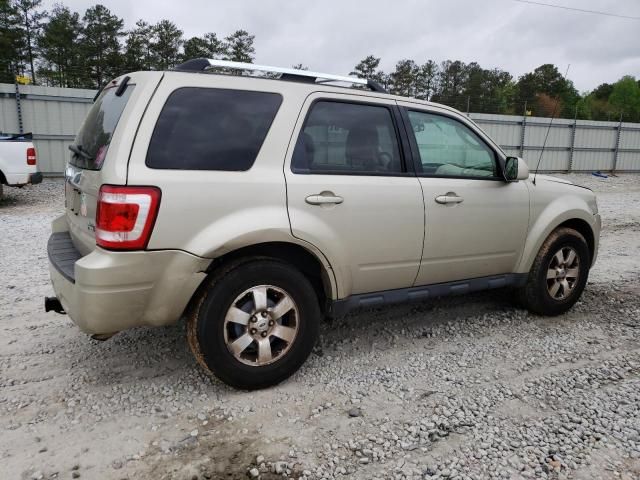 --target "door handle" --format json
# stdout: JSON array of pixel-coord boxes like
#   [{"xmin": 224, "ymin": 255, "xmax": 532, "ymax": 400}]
[
  {"xmin": 305, "ymin": 194, "xmax": 344, "ymax": 205},
  {"xmin": 435, "ymin": 194, "xmax": 464, "ymax": 204}
]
